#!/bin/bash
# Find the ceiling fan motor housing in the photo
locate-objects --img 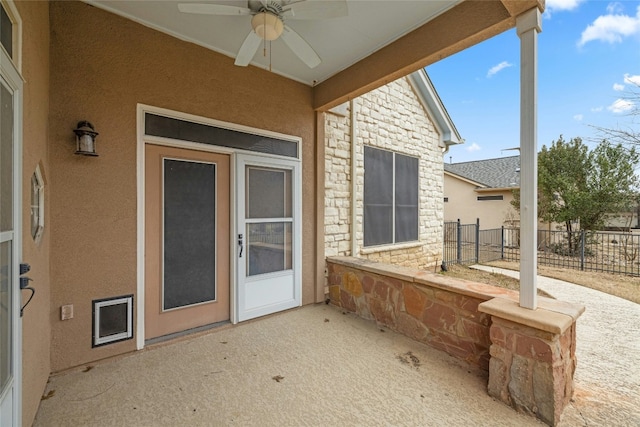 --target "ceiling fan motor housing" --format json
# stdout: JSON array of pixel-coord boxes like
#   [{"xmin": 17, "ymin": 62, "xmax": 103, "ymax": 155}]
[{"xmin": 251, "ymin": 11, "xmax": 284, "ymax": 40}]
